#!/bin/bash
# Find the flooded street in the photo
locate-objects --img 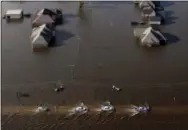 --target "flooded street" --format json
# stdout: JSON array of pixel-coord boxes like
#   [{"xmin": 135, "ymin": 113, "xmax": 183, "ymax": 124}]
[{"xmin": 1, "ymin": 1, "xmax": 188, "ymax": 130}]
